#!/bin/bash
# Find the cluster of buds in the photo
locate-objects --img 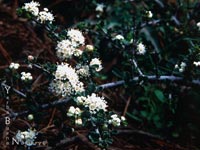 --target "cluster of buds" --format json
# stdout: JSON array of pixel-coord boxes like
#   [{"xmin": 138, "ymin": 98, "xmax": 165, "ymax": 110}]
[{"xmin": 108, "ymin": 114, "xmax": 126, "ymax": 127}]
